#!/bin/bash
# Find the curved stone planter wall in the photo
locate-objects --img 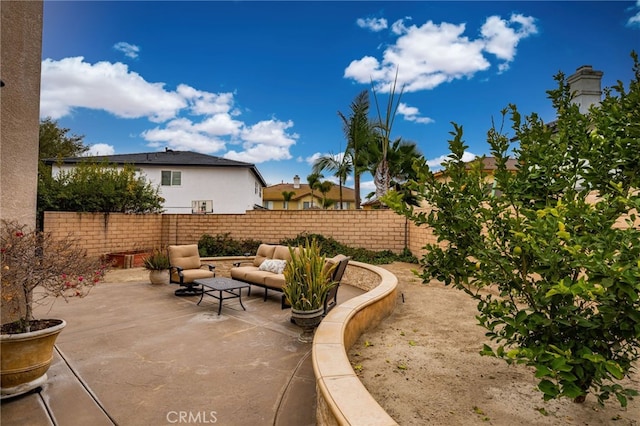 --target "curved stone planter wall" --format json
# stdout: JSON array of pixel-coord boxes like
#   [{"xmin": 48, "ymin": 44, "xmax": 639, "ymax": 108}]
[{"xmin": 313, "ymin": 261, "xmax": 399, "ymax": 425}]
